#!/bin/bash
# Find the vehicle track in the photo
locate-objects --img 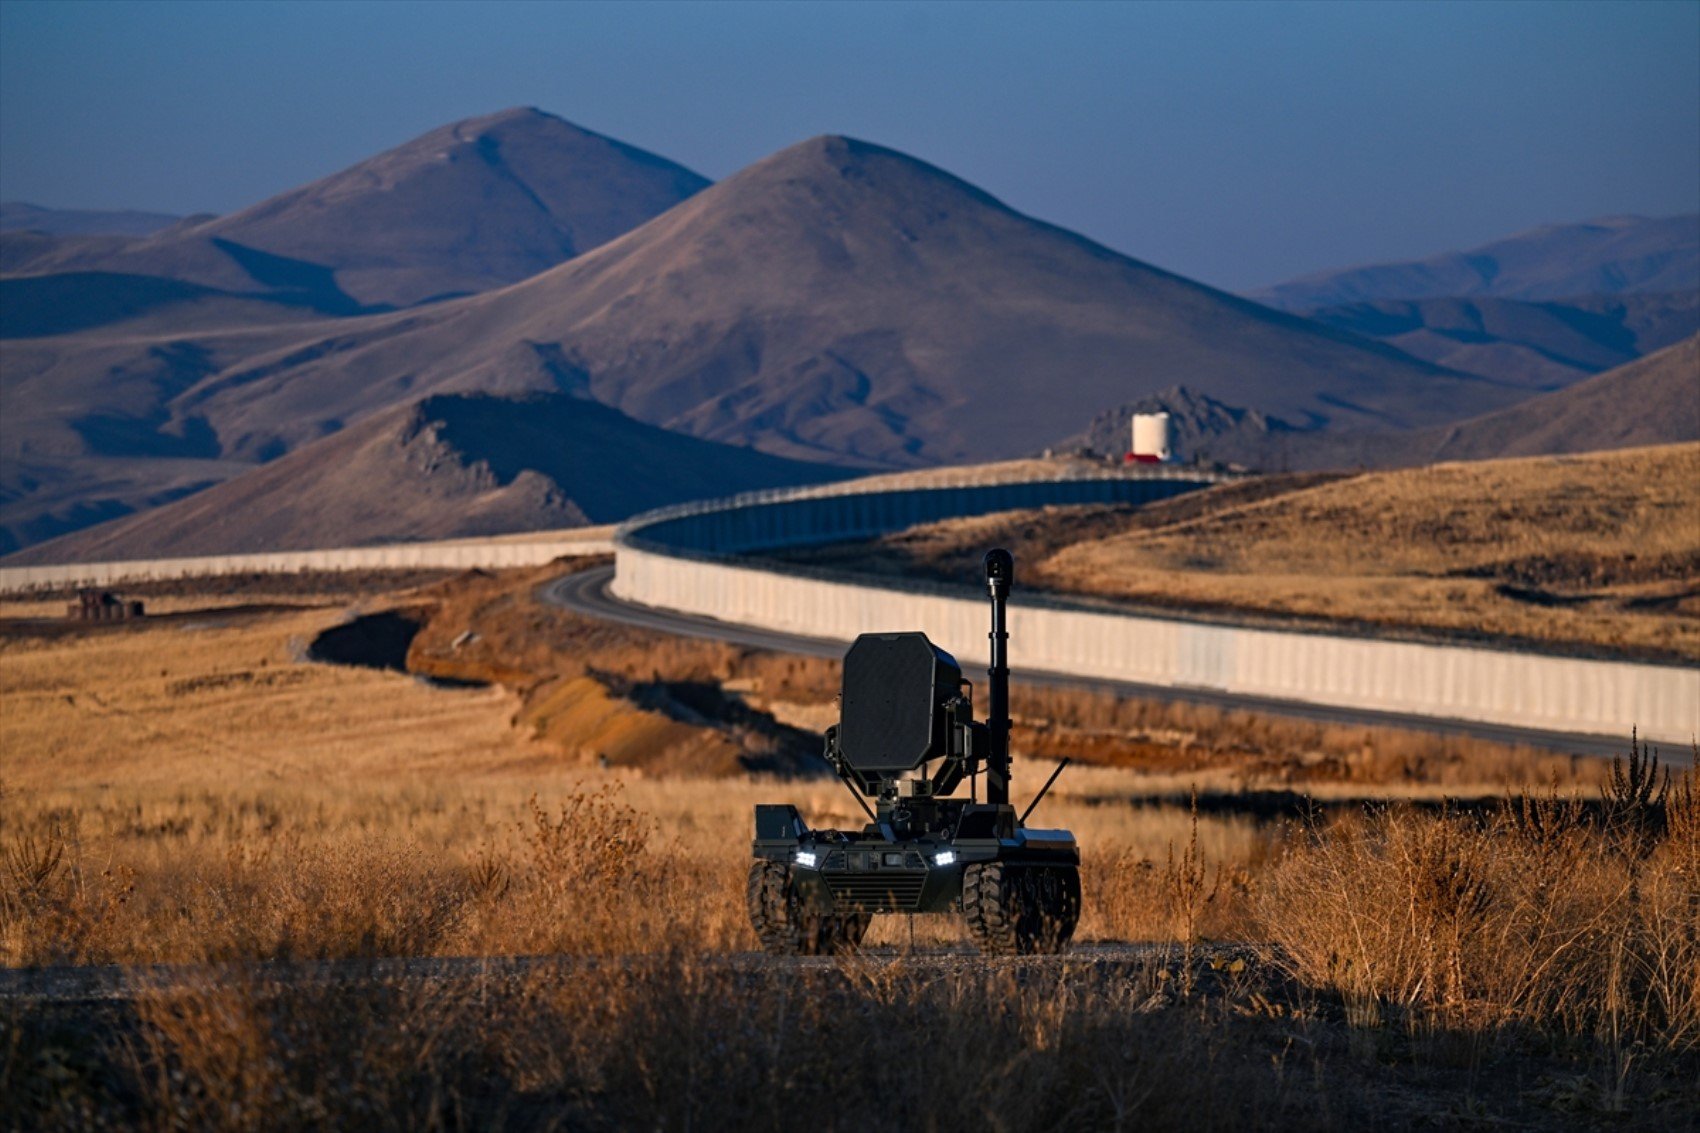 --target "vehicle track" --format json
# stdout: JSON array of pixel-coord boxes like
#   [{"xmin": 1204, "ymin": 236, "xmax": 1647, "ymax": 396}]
[
  {"xmin": 541, "ymin": 565, "xmax": 1635, "ymax": 758},
  {"xmin": 1, "ymin": 943, "xmax": 1186, "ymax": 1005}
]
